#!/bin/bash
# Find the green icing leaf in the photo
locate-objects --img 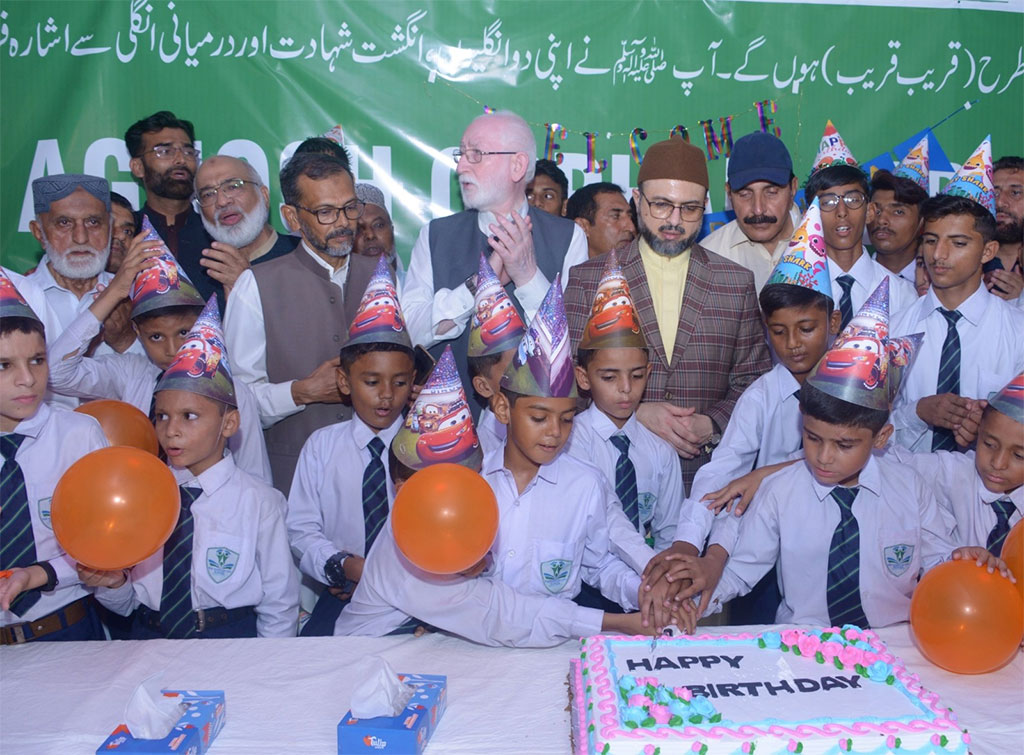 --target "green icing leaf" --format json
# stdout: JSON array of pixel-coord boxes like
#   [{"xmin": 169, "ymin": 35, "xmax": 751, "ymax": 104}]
[
  {"xmin": 624, "ymin": 721, "xmax": 639, "ymax": 730},
  {"xmin": 940, "ymin": 735, "xmax": 948, "ymax": 747},
  {"xmin": 815, "ymin": 651, "xmax": 825, "ymax": 663},
  {"xmin": 641, "ymin": 717, "xmax": 656, "ymax": 728},
  {"xmin": 588, "ymin": 723, "xmax": 594, "ymax": 733},
  {"xmin": 821, "ymin": 631, "xmax": 833, "ymax": 641},
  {"xmin": 757, "ymin": 638, "xmax": 766, "ymax": 648},
  {"xmin": 795, "ymin": 743, "xmax": 804, "ymax": 753},
  {"xmin": 709, "ymin": 713, "xmax": 722, "ymax": 723},
  {"xmin": 601, "ymin": 743, "xmax": 610, "ymax": 755},
  {"xmin": 792, "ymin": 646, "xmax": 802, "ymax": 656},
  {"xmin": 668, "ymin": 715, "xmax": 683, "ymax": 726},
  {"xmin": 780, "ymin": 642, "xmax": 790, "ymax": 652},
  {"xmin": 886, "ymin": 675, "xmax": 895, "ymax": 685},
  {"xmin": 689, "ymin": 715, "xmax": 704, "ymax": 724},
  {"xmin": 895, "ymin": 737, "xmax": 901, "ymax": 748},
  {"xmin": 833, "ymin": 657, "xmax": 844, "ymax": 670}
]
